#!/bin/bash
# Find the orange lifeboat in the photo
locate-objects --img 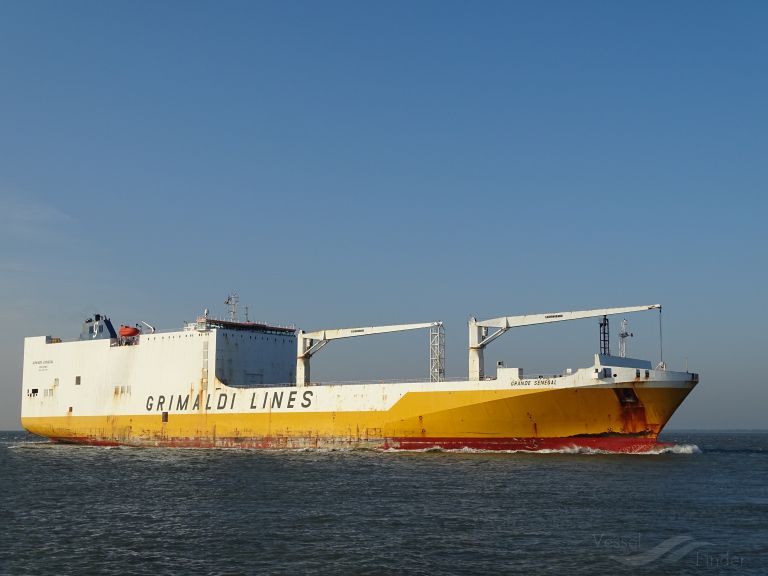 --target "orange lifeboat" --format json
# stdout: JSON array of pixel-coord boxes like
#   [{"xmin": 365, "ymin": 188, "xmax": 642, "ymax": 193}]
[{"xmin": 119, "ymin": 325, "xmax": 140, "ymax": 337}]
